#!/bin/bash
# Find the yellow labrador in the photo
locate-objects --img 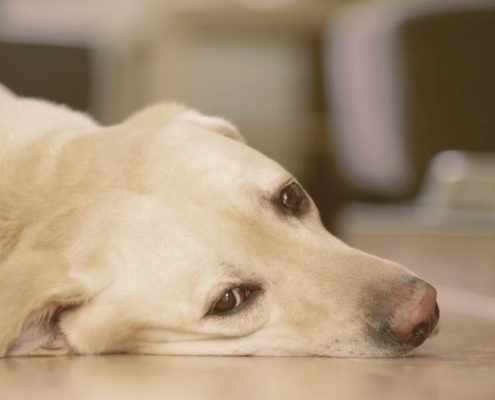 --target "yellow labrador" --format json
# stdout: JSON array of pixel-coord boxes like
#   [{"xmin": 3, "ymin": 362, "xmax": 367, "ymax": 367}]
[{"xmin": 0, "ymin": 84, "xmax": 439, "ymax": 358}]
